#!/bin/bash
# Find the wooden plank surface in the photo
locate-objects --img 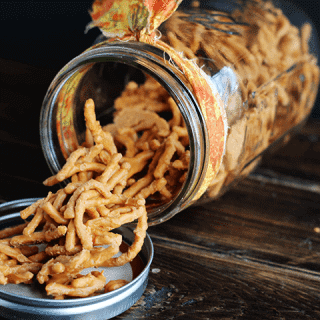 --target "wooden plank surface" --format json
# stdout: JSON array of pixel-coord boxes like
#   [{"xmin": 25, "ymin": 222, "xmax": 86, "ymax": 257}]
[
  {"xmin": 116, "ymin": 157, "xmax": 320, "ymax": 318},
  {"xmin": 148, "ymin": 179, "xmax": 320, "ymax": 271},
  {"xmin": 117, "ymin": 237, "xmax": 320, "ymax": 319}
]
